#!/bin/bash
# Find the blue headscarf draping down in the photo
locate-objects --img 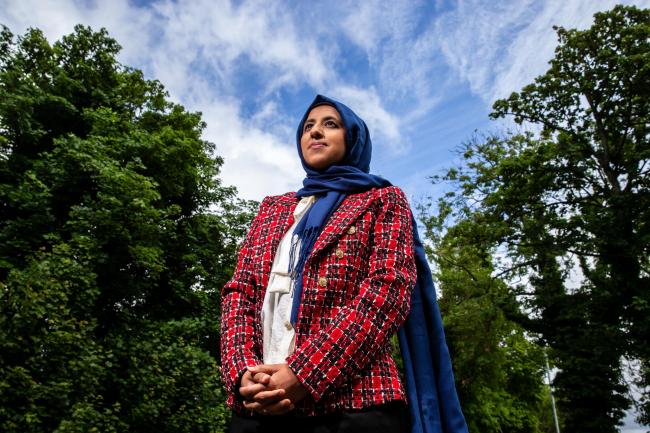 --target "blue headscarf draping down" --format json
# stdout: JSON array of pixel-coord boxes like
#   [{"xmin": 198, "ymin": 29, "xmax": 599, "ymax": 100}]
[{"xmin": 289, "ymin": 94, "xmax": 468, "ymax": 433}]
